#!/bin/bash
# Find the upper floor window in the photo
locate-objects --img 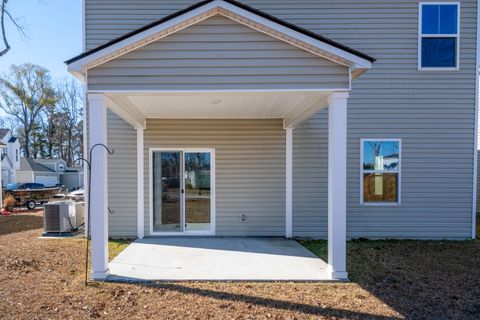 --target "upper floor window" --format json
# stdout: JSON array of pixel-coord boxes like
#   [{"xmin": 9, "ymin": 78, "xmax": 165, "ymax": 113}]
[
  {"xmin": 419, "ymin": 3, "xmax": 459, "ymax": 70},
  {"xmin": 361, "ymin": 139, "xmax": 401, "ymax": 204}
]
